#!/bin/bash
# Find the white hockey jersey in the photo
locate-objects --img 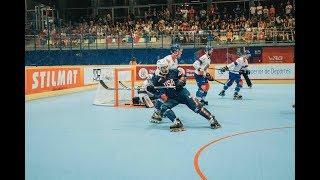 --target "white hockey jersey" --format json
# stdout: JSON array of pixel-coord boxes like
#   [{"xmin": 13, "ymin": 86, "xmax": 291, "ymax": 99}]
[
  {"xmin": 227, "ymin": 56, "xmax": 249, "ymax": 74},
  {"xmin": 158, "ymin": 54, "xmax": 178, "ymax": 69},
  {"xmin": 193, "ymin": 53, "xmax": 211, "ymax": 75}
]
